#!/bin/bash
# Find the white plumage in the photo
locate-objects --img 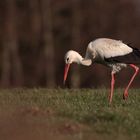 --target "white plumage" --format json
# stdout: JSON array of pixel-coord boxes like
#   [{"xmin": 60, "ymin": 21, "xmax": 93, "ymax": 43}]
[
  {"xmin": 63, "ymin": 38, "xmax": 140, "ymax": 104},
  {"xmin": 87, "ymin": 38, "xmax": 133, "ymax": 59}
]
